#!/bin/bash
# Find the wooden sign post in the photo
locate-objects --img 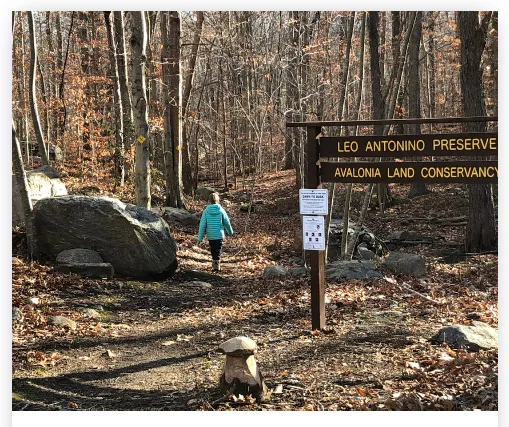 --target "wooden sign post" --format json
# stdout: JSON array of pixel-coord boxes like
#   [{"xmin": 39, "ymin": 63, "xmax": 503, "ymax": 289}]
[
  {"xmin": 307, "ymin": 126, "xmax": 325, "ymax": 330},
  {"xmin": 289, "ymin": 116, "xmax": 497, "ymax": 331}
]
